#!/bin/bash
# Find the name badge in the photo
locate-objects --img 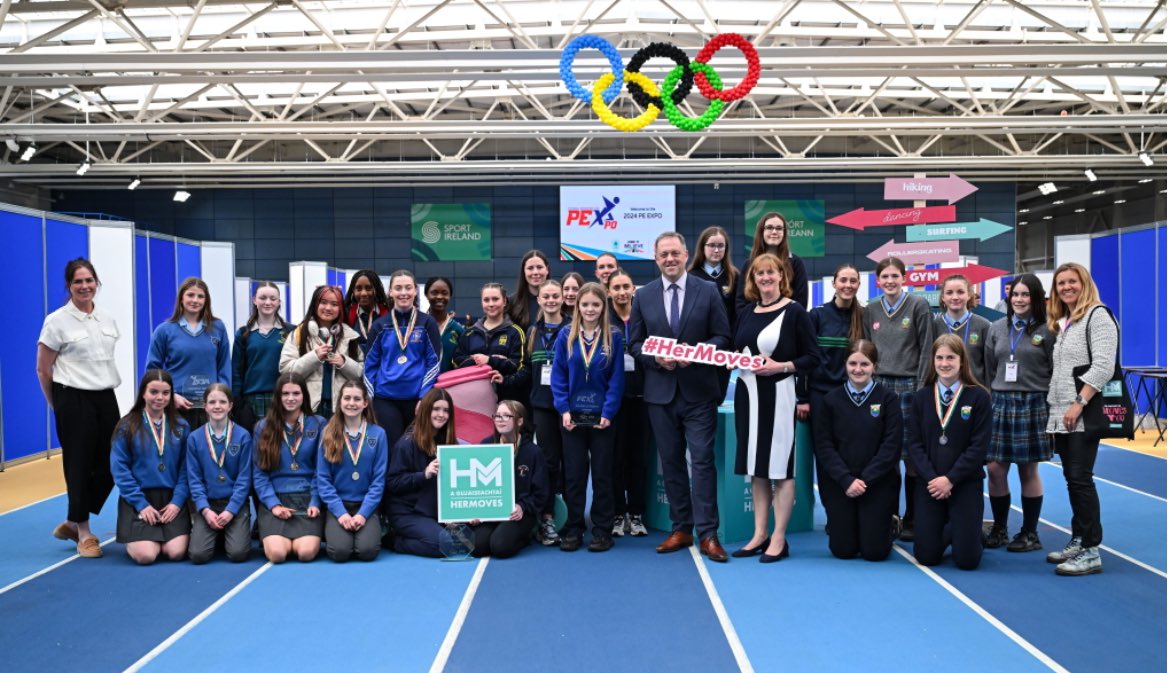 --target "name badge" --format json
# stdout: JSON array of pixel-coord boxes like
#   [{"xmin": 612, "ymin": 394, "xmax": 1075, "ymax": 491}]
[
  {"xmin": 1005, "ymin": 361, "xmax": 1019, "ymax": 383},
  {"xmin": 624, "ymin": 353, "xmax": 636, "ymax": 372},
  {"xmin": 540, "ymin": 364, "xmax": 552, "ymax": 386}
]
